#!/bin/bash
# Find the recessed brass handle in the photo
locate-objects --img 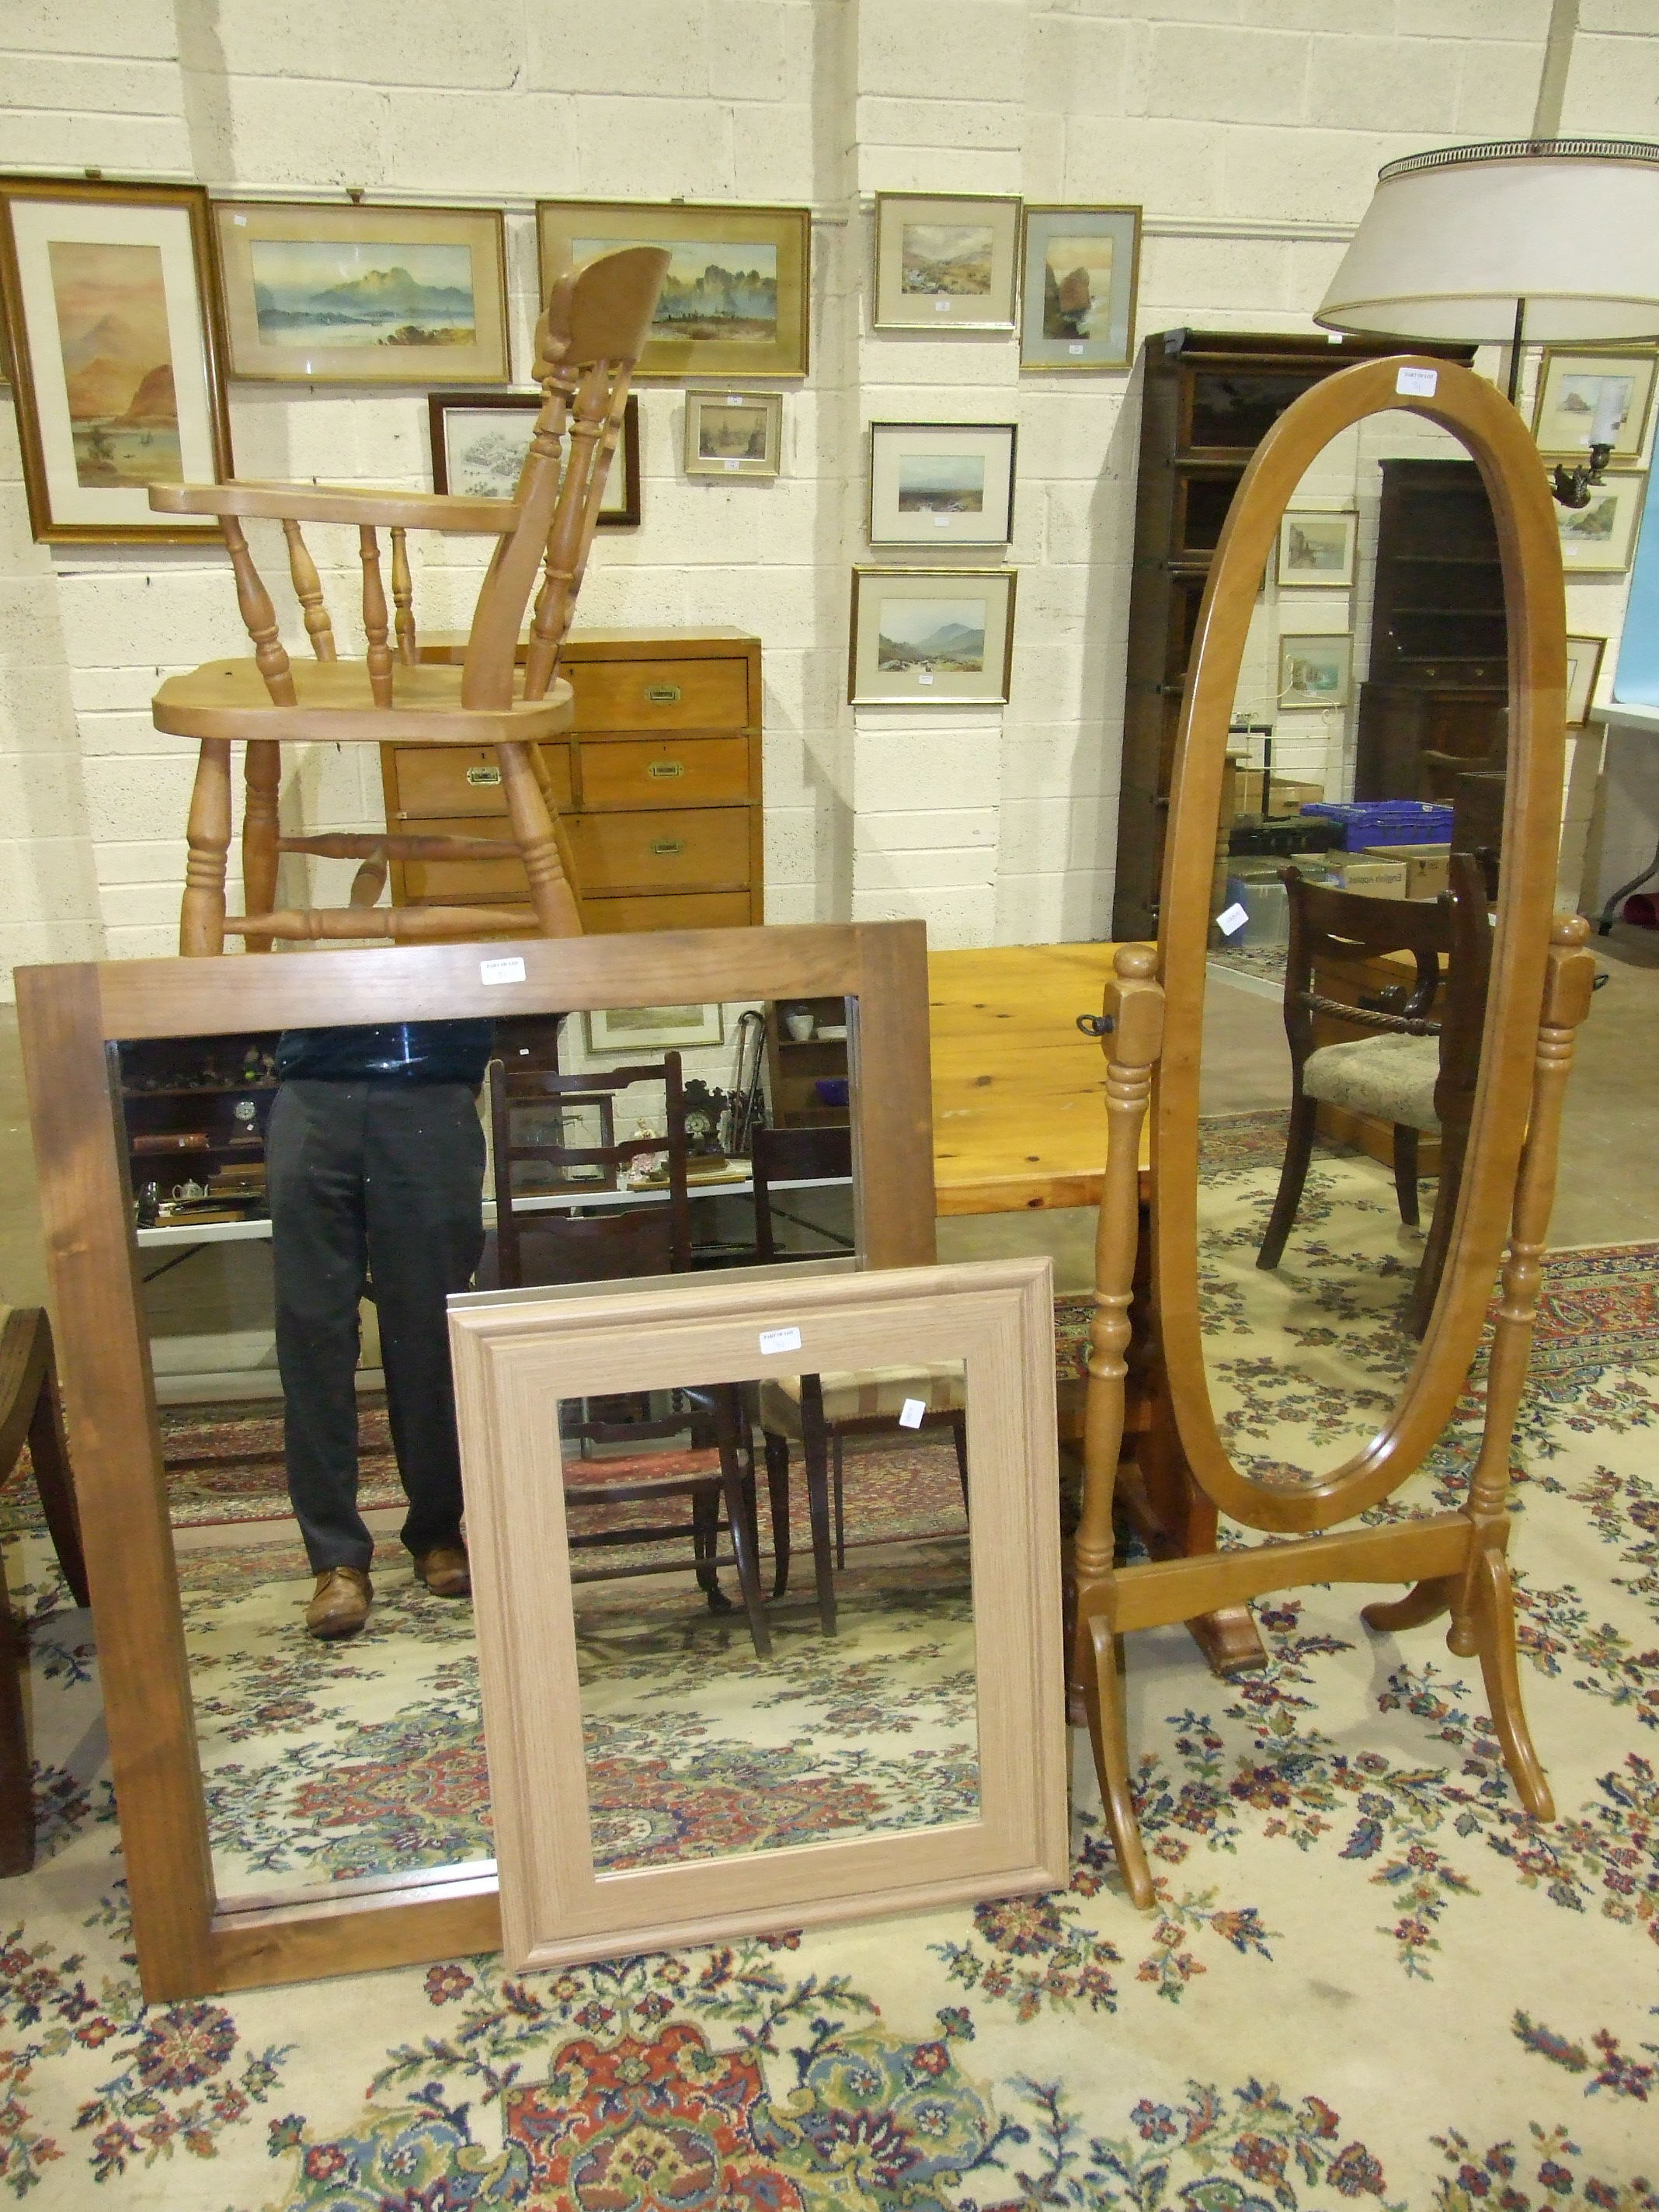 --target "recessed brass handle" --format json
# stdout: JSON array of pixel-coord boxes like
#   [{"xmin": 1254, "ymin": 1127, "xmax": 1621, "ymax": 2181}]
[
  {"xmin": 643, "ymin": 683, "xmax": 681, "ymax": 704},
  {"xmin": 464, "ymin": 765, "xmax": 502, "ymax": 787},
  {"xmin": 650, "ymin": 838, "xmax": 687, "ymax": 857},
  {"xmin": 647, "ymin": 760, "xmax": 685, "ymax": 779}
]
